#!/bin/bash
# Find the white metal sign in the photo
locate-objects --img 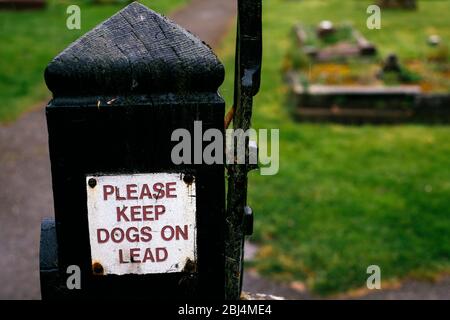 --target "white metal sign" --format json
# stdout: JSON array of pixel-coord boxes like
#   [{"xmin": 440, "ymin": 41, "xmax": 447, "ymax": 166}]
[{"xmin": 86, "ymin": 173, "xmax": 196, "ymax": 275}]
